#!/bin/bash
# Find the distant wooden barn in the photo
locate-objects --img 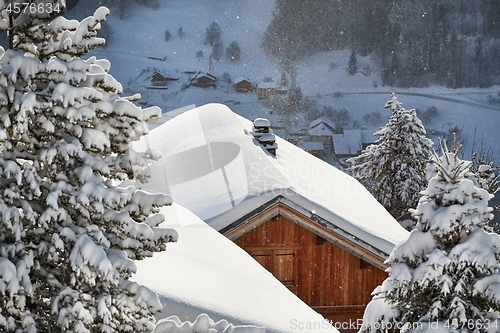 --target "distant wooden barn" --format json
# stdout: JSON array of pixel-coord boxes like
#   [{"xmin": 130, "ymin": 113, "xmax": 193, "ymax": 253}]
[
  {"xmin": 233, "ymin": 77, "xmax": 253, "ymax": 93},
  {"xmin": 193, "ymin": 73, "xmax": 217, "ymax": 88},
  {"xmin": 150, "ymin": 71, "xmax": 179, "ymax": 86}
]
